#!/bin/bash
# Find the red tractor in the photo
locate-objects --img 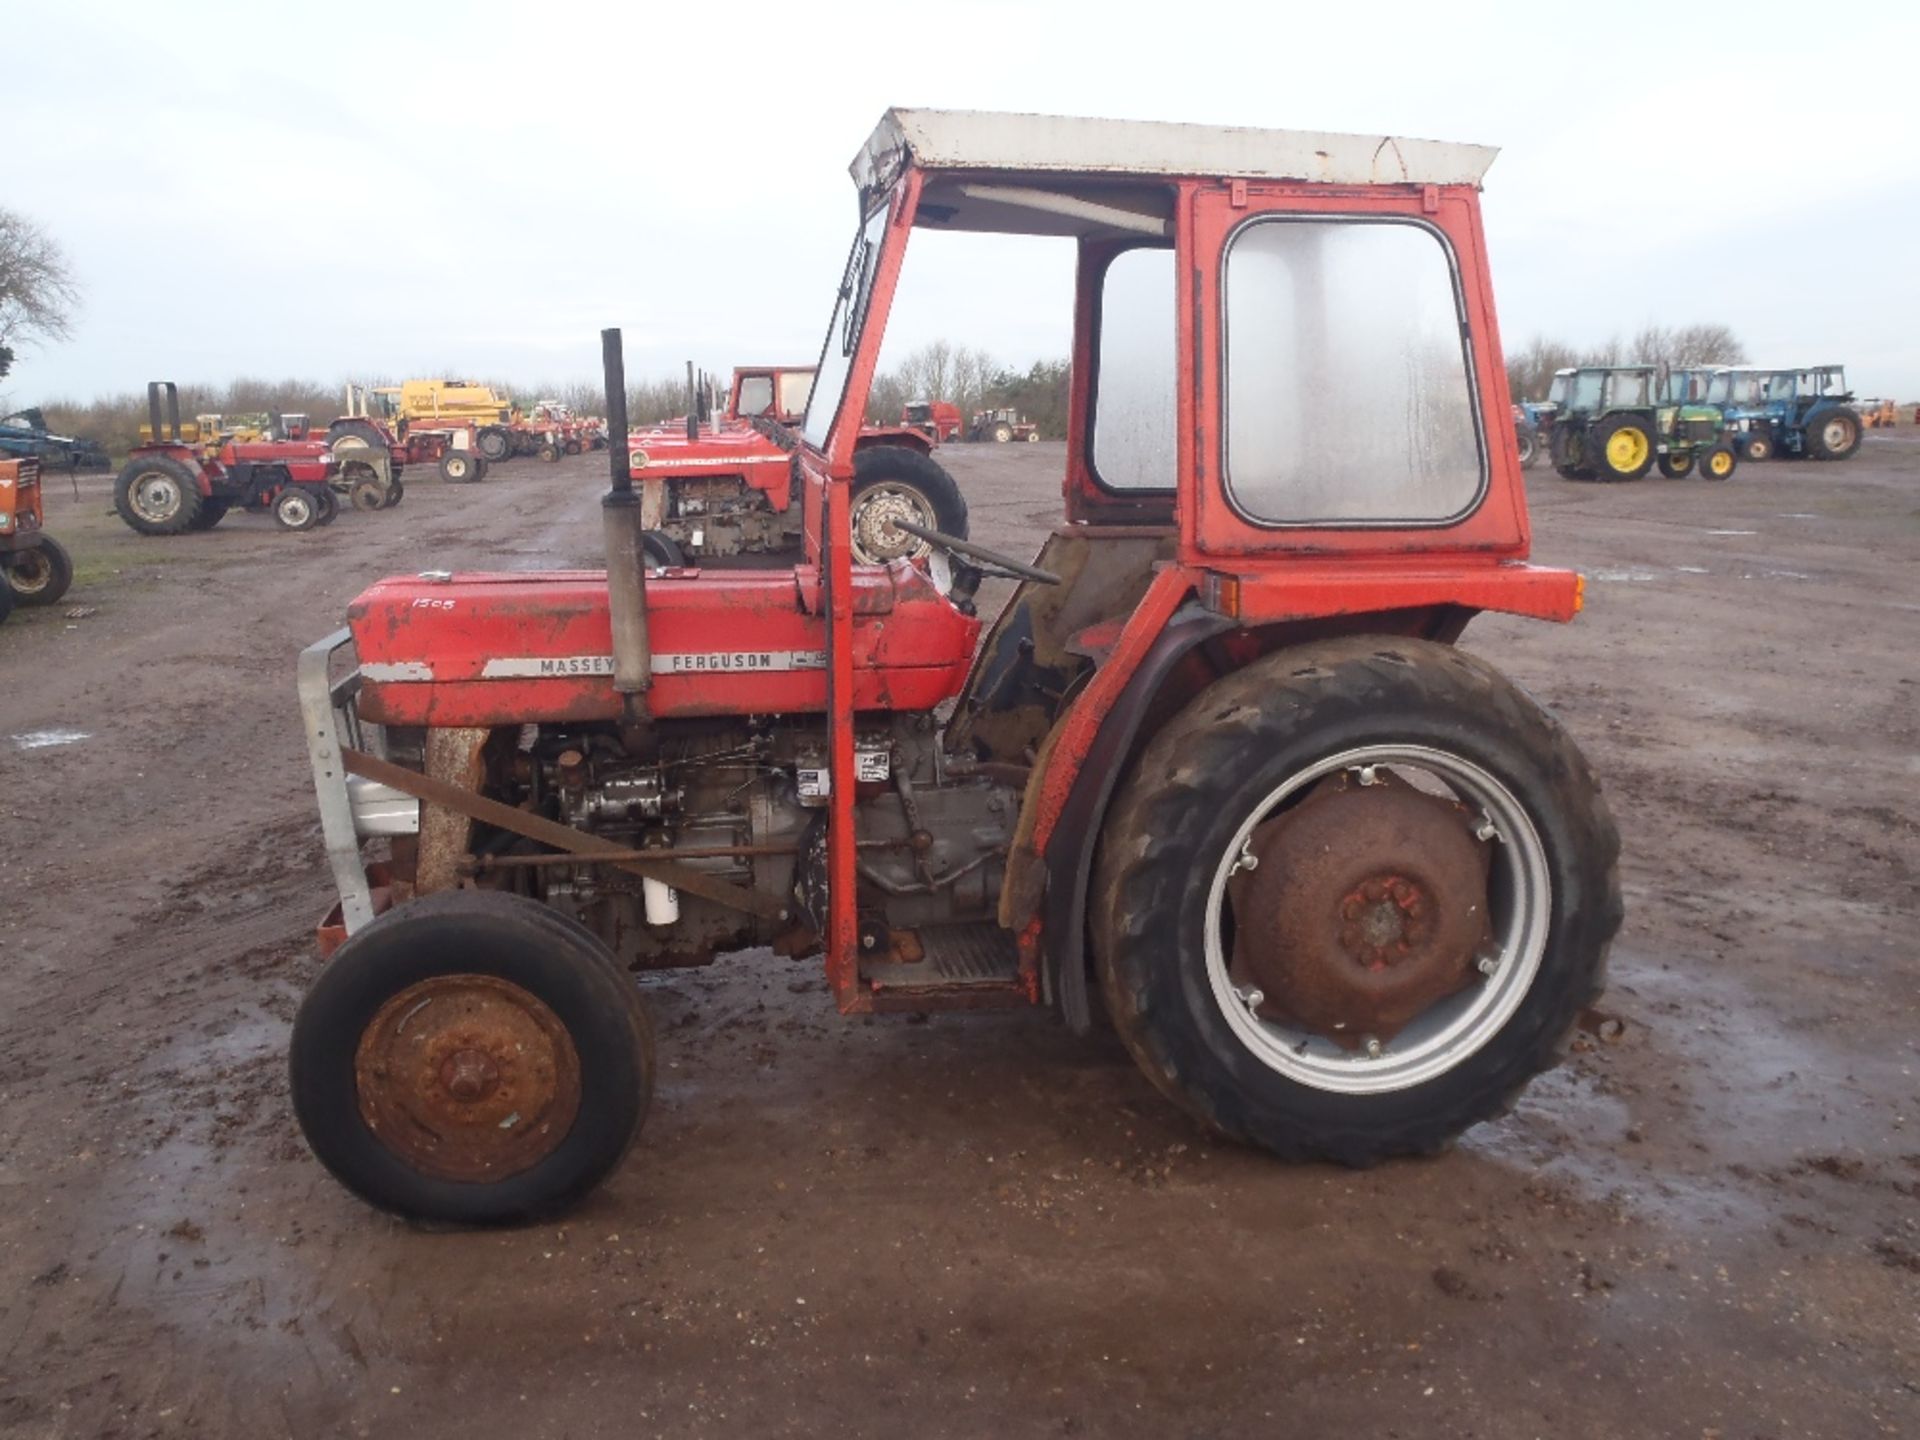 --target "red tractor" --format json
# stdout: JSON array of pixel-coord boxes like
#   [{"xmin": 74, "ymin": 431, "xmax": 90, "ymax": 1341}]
[
  {"xmin": 291, "ymin": 109, "xmax": 1621, "ymax": 1225},
  {"xmin": 330, "ymin": 386, "xmax": 490, "ymax": 488},
  {"xmin": 0, "ymin": 457, "xmax": 75, "ymax": 620},
  {"xmin": 903, "ymin": 398, "xmax": 963, "ymax": 443},
  {"xmin": 630, "ymin": 363, "xmax": 965, "ymax": 565},
  {"xmin": 114, "ymin": 383, "xmax": 344, "ymax": 533}
]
